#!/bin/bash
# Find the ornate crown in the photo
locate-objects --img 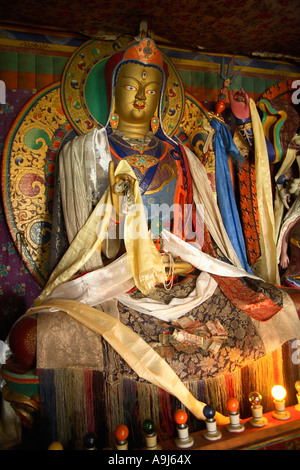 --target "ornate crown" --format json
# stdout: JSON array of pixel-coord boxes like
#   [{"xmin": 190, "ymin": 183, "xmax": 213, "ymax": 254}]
[
  {"xmin": 104, "ymin": 35, "xmax": 169, "ymax": 128},
  {"xmin": 122, "ymin": 37, "xmax": 164, "ymax": 68}
]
